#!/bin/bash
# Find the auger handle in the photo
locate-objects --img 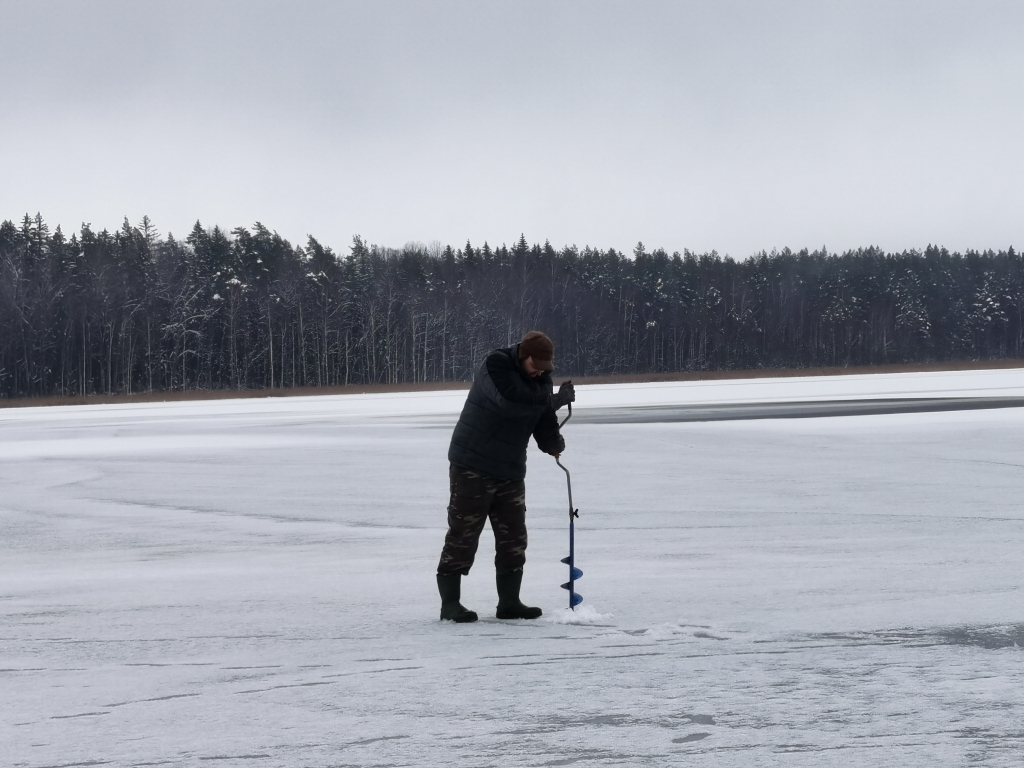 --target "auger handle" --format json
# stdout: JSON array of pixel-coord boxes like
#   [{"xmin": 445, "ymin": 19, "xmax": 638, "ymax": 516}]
[
  {"xmin": 559, "ymin": 395, "xmax": 572, "ymax": 428},
  {"xmin": 555, "ymin": 397, "xmax": 574, "ymax": 516},
  {"xmin": 555, "ymin": 455, "xmax": 577, "ymax": 519}
]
